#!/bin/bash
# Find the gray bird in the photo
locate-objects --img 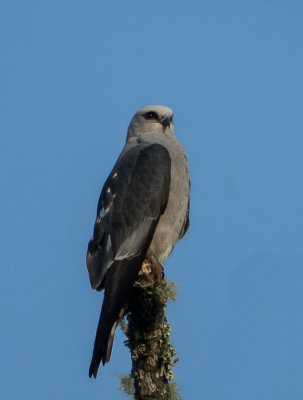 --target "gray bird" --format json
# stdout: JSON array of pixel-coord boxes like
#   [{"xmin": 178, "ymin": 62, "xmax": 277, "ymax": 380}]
[{"xmin": 86, "ymin": 105, "xmax": 190, "ymax": 378}]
